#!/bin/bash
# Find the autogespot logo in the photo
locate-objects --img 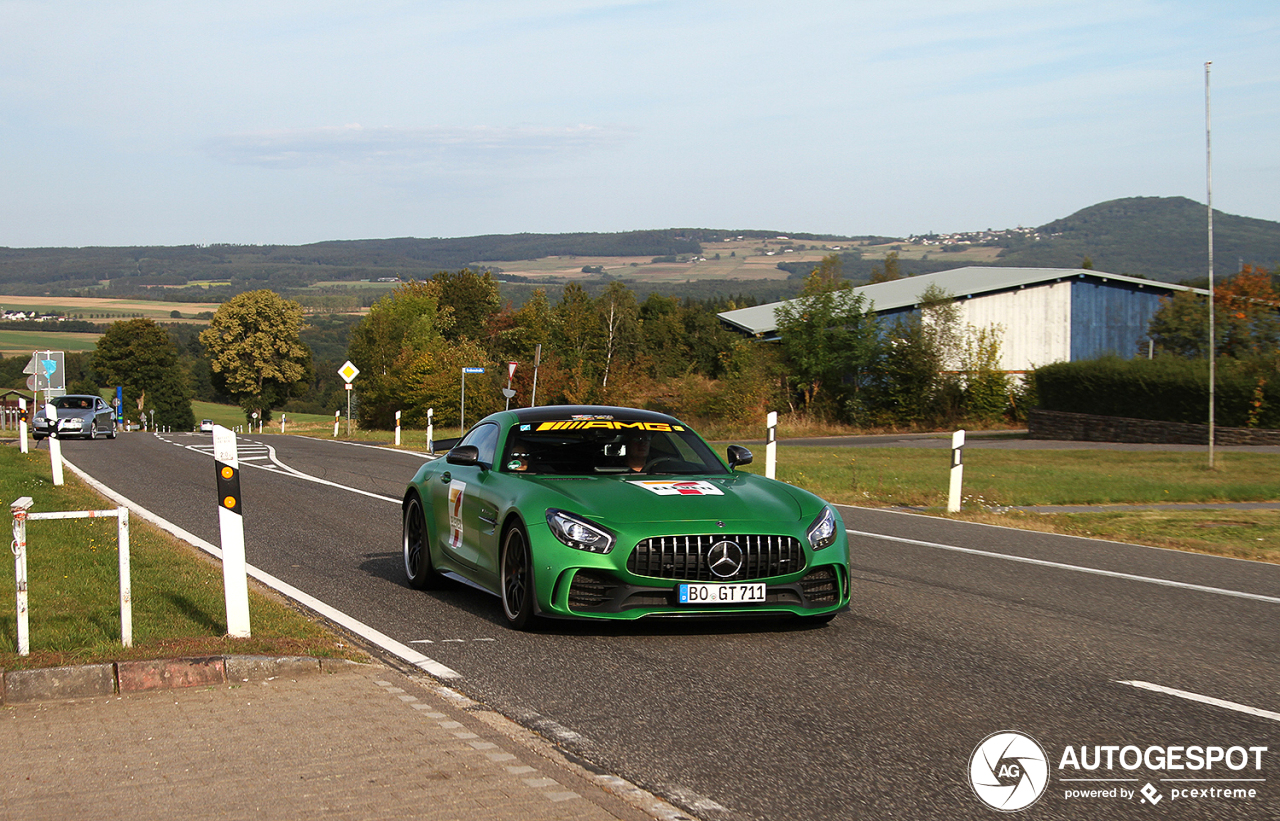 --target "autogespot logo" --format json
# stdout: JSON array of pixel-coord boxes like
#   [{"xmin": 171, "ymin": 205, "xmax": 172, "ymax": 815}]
[{"xmin": 969, "ymin": 731, "xmax": 1051, "ymax": 812}]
